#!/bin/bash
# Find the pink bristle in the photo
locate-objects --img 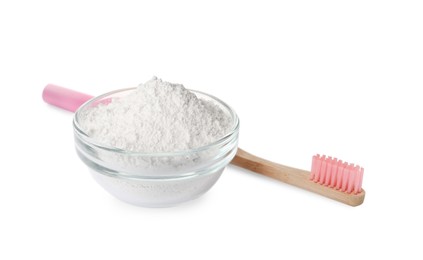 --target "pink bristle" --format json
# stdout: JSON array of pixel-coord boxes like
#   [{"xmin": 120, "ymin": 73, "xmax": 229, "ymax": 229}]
[
  {"xmin": 311, "ymin": 154, "xmax": 364, "ymax": 194},
  {"xmin": 340, "ymin": 162, "xmax": 349, "ymax": 192},
  {"xmin": 353, "ymin": 166, "xmax": 361, "ymax": 194},
  {"xmin": 346, "ymin": 164, "xmax": 356, "ymax": 193},
  {"xmin": 357, "ymin": 167, "xmax": 364, "ymax": 193},
  {"xmin": 335, "ymin": 161, "xmax": 344, "ymax": 190},
  {"xmin": 310, "ymin": 155, "xmax": 318, "ymax": 181},
  {"xmin": 323, "ymin": 157, "xmax": 332, "ymax": 186},
  {"xmin": 319, "ymin": 156, "xmax": 327, "ymax": 184},
  {"xmin": 313, "ymin": 155, "xmax": 323, "ymax": 182},
  {"xmin": 329, "ymin": 158, "xmax": 338, "ymax": 188},
  {"xmin": 339, "ymin": 162, "xmax": 348, "ymax": 191}
]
